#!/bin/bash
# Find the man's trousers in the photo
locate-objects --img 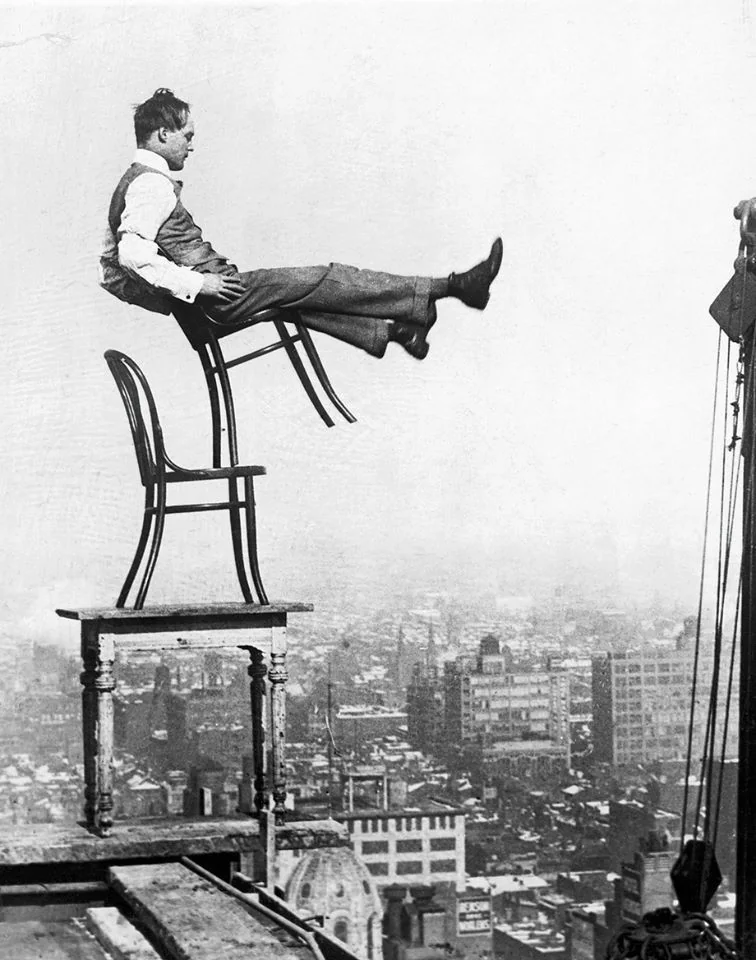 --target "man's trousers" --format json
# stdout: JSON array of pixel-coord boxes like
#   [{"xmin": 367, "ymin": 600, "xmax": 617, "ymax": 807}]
[{"xmin": 207, "ymin": 263, "xmax": 433, "ymax": 358}]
